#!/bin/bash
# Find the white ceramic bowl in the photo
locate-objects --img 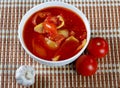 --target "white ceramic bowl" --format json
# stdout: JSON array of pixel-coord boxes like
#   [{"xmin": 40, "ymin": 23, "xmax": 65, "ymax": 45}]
[{"xmin": 18, "ymin": 2, "xmax": 90, "ymax": 66}]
